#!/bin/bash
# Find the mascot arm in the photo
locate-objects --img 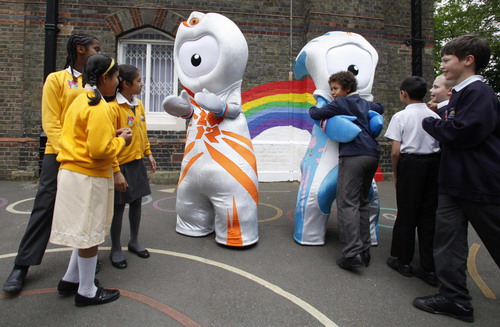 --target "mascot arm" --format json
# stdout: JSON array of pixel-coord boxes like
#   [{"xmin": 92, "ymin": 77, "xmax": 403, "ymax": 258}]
[
  {"xmin": 368, "ymin": 110, "xmax": 384, "ymax": 138},
  {"xmin": 195, "ymin": 88, "xmax": 241, "ymax": 119},
  {"xmin": 162, "ymin": 90, "xmax": 193, "ymax": 118},
  {"xmin": 322, "ymin": 115, "xmax": 362, "ymax": 143}
]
